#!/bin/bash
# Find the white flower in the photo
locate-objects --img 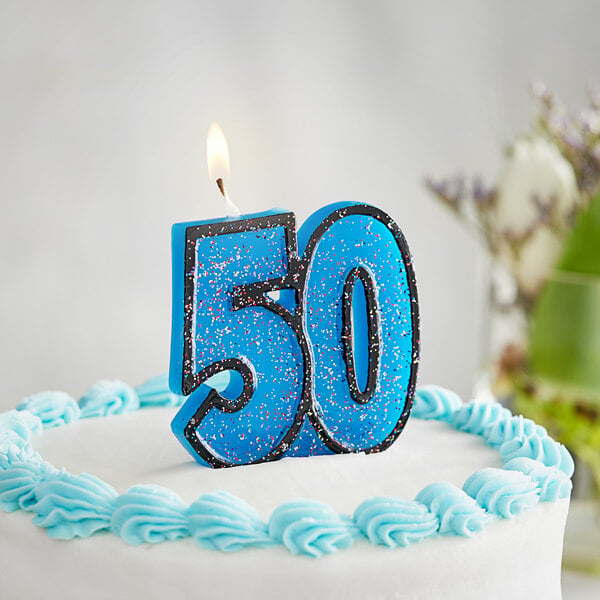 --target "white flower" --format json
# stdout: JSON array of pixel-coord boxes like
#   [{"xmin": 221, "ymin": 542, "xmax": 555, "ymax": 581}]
[{"xmin": 494, "ymin": 136, "xmax": 580, "ymax": 298}]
